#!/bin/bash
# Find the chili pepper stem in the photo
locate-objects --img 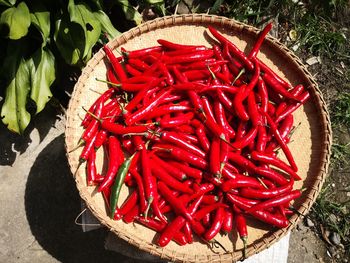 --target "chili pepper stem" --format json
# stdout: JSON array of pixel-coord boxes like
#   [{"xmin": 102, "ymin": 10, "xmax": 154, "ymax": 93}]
[
  {"xmin": 242, "ymin": 236, "xmax": 247, "ymax": 259},
  {"xmin": 211, "ymin": 239, "xmax": 228, "ymax": 253},
  {"xmin": 89, "ymin": 88, "xmax": 104, "ymax": 95},
  {"xmin": 256, "ymin": 177, "xmax": 268, "ymax": 189},
  {"xmin": 82, "ymin": 107, "xmax": 102, "ymax": 122},
  {"xmin": 232, "ymin": 68, "xmax": 245, "ymax": 85},
  {"xmin": 95, "ymin": 78, "xmax": 122, "ymax": 87},
  {"xmin": 144, "ymin": 196, "xmax": 154, "ymax": 221},
  {"xmin": 69, "ymin": 139, "xmax": 85, "ymax": 153},
  {"xmin": 73, "ymin": 160, "xmax": 84, "ymax": 179}
]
